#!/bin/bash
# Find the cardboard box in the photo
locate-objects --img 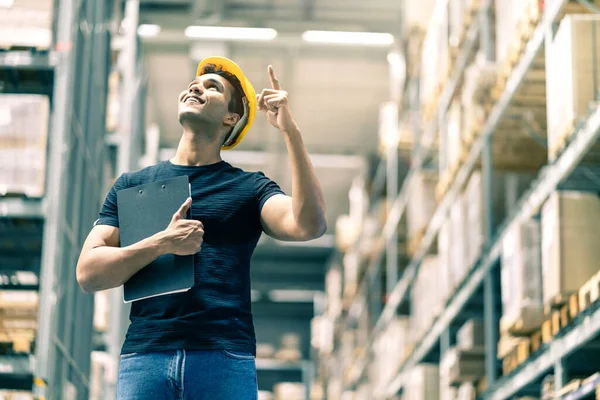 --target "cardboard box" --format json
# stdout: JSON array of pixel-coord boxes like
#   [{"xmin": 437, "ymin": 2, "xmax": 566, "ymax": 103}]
[
  {"xmin": 441, "ymin": 347, "xmax": 486, "ymax": 385},
  {"xmin": 403, "ymin": 364, "xmax": 440, "ymax": 400},
  {"xmin": 546, "ymin": 15, "xmax": 600, "ymax": 160},
  {"xmin": 450, "ymin": 195, "xmax": 468, "ymax": 289},
  {"xmin": 274, "ymin": 383, "xmax": 305, "ymax": 400},
  {"xmin": 407, "ymin": 170, "xmax": 438, "ymax": 240},
  {"xmin": 0, "ymin": 95, "xmax": 50, "ymax": 197},
  {"xmin": 501, "ymin": 219, "xmax": 544, "ymax": 334},
  {"xmin": 0, "ymin": 0, "xmax": 53, "ymax": 49},
  {"xmin": 457, "ymin": 319, "xmax": 485, "ymax": 350},
  {"xmin": 541, "ymin": 191, "xmax": 600, "ymax": 304}
]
